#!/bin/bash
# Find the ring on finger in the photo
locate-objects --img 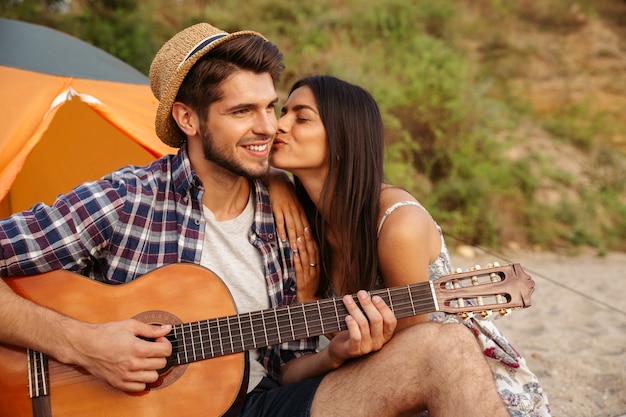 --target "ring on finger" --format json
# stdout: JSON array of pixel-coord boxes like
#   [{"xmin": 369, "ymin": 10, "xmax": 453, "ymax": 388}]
[{"xmin": 309, "ymin": 263, "xmax": 317, "ymax": 267}]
